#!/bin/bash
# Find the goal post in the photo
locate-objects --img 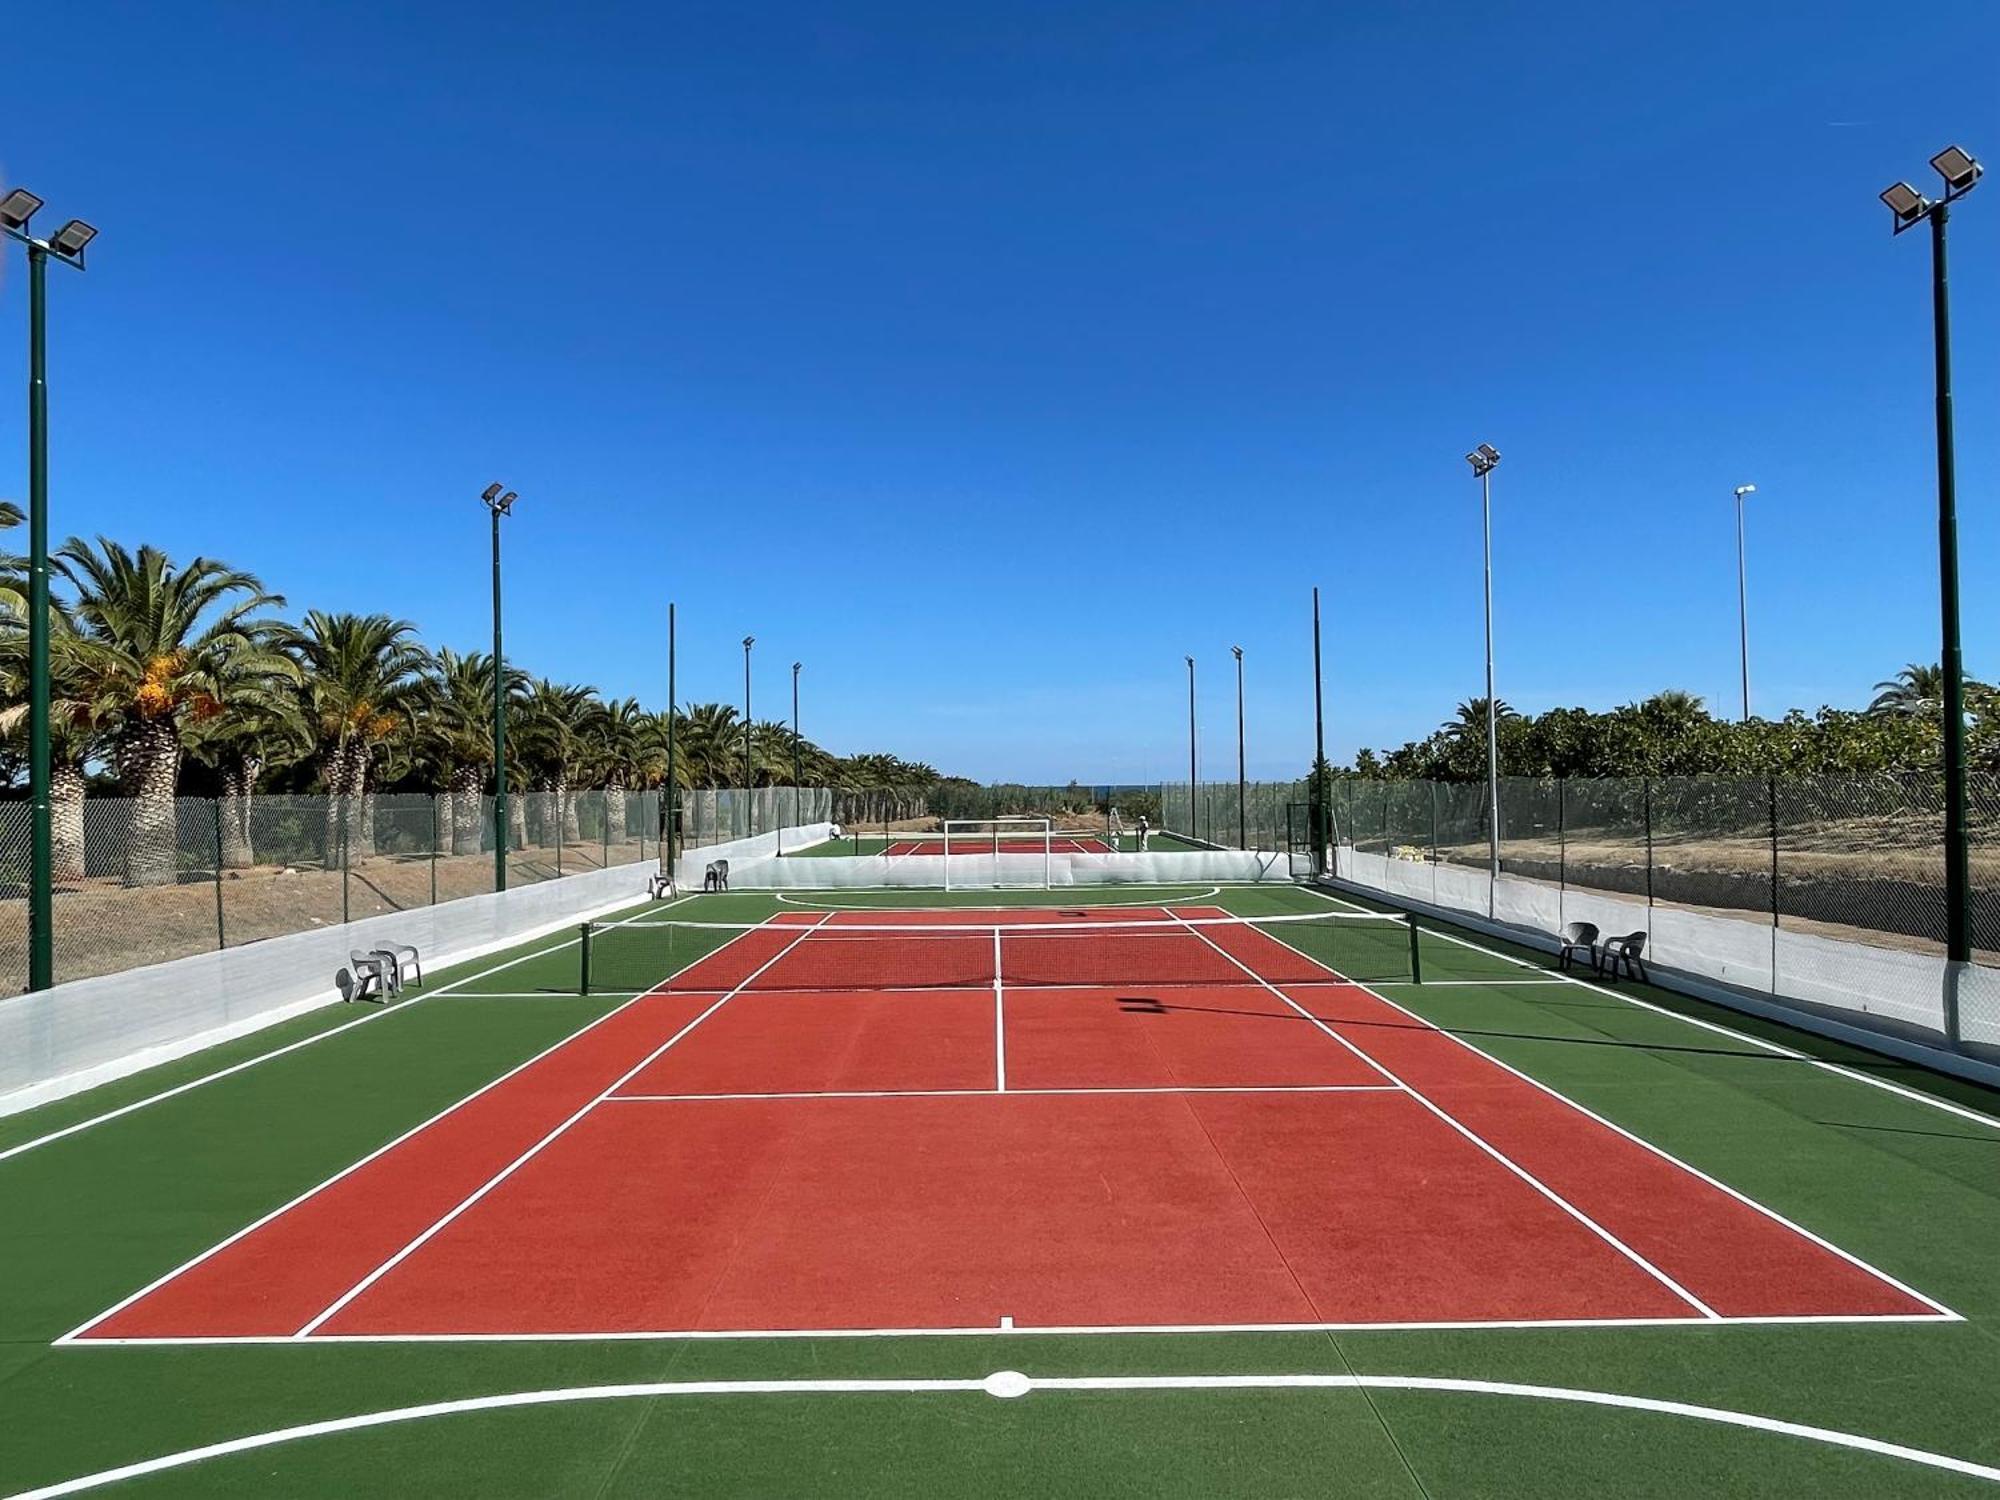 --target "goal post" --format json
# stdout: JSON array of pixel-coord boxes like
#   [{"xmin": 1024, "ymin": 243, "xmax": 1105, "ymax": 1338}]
[{"xmin": 943, "ymin": 817, "xmax": 1053, "ymax": 890}]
